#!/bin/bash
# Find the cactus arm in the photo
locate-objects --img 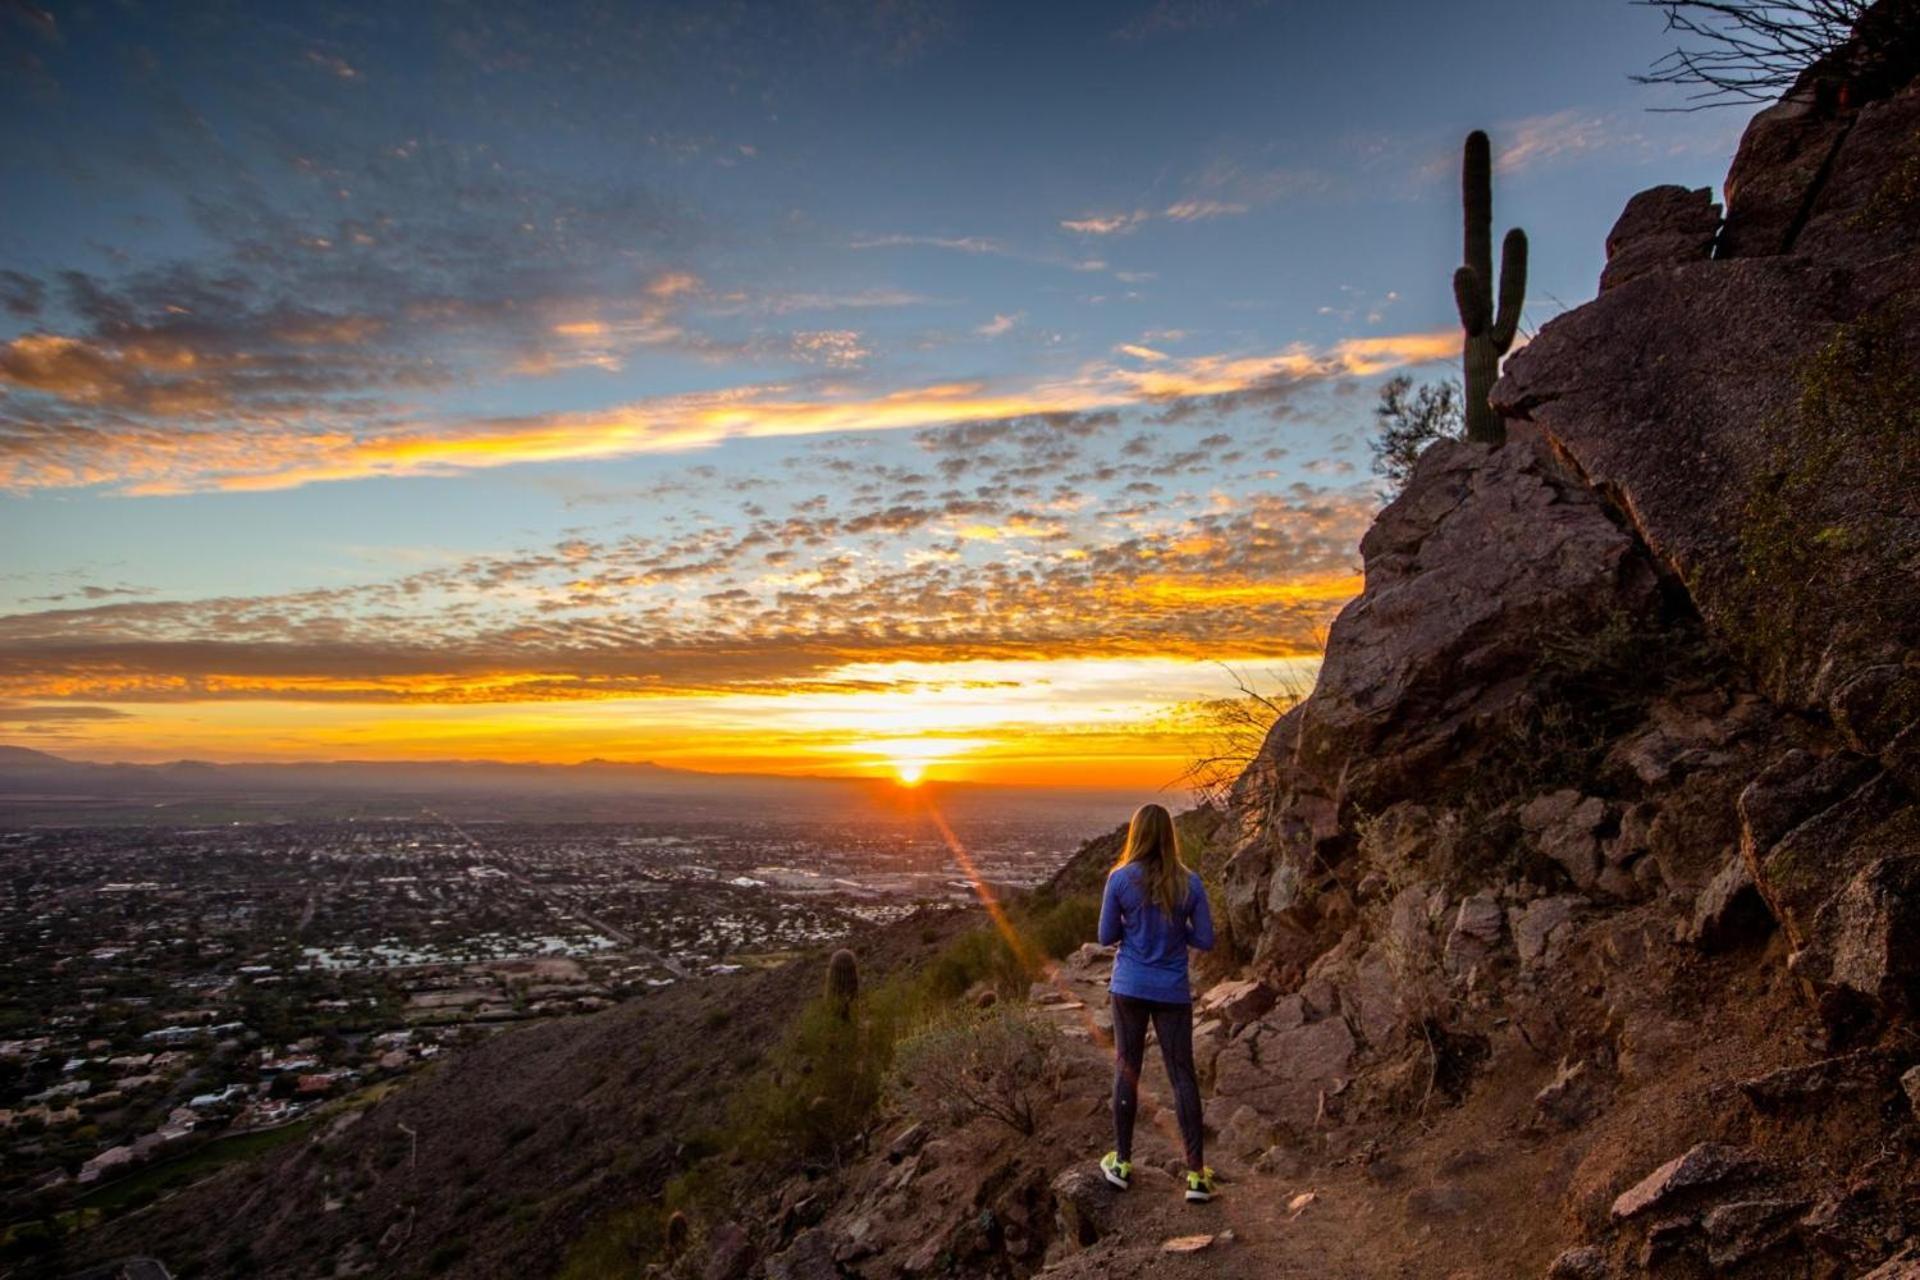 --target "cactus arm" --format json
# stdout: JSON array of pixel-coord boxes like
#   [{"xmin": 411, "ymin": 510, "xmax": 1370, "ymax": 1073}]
[
  {"xmin": 1462, "ymin": 130, "xmax": 1493, "ymax": 286},
  {"xmin": 1491, "ymin": 228, "xmax": 1529, "ymax": 349},
  {"xmin": 1453, "ymin": 265, "xmax": 1489, "ymax": 336}
]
